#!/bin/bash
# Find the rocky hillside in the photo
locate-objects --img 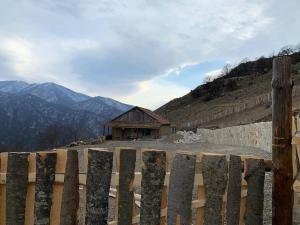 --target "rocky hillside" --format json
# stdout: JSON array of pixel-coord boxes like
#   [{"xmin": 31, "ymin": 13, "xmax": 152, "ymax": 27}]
[
  {"xmin": 0, "ymin": 81, "xmax": 132, "ymax": 151},
  {"xmin": 156, "ymin": 52, "xmax": 300, "ymax": 130}
]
